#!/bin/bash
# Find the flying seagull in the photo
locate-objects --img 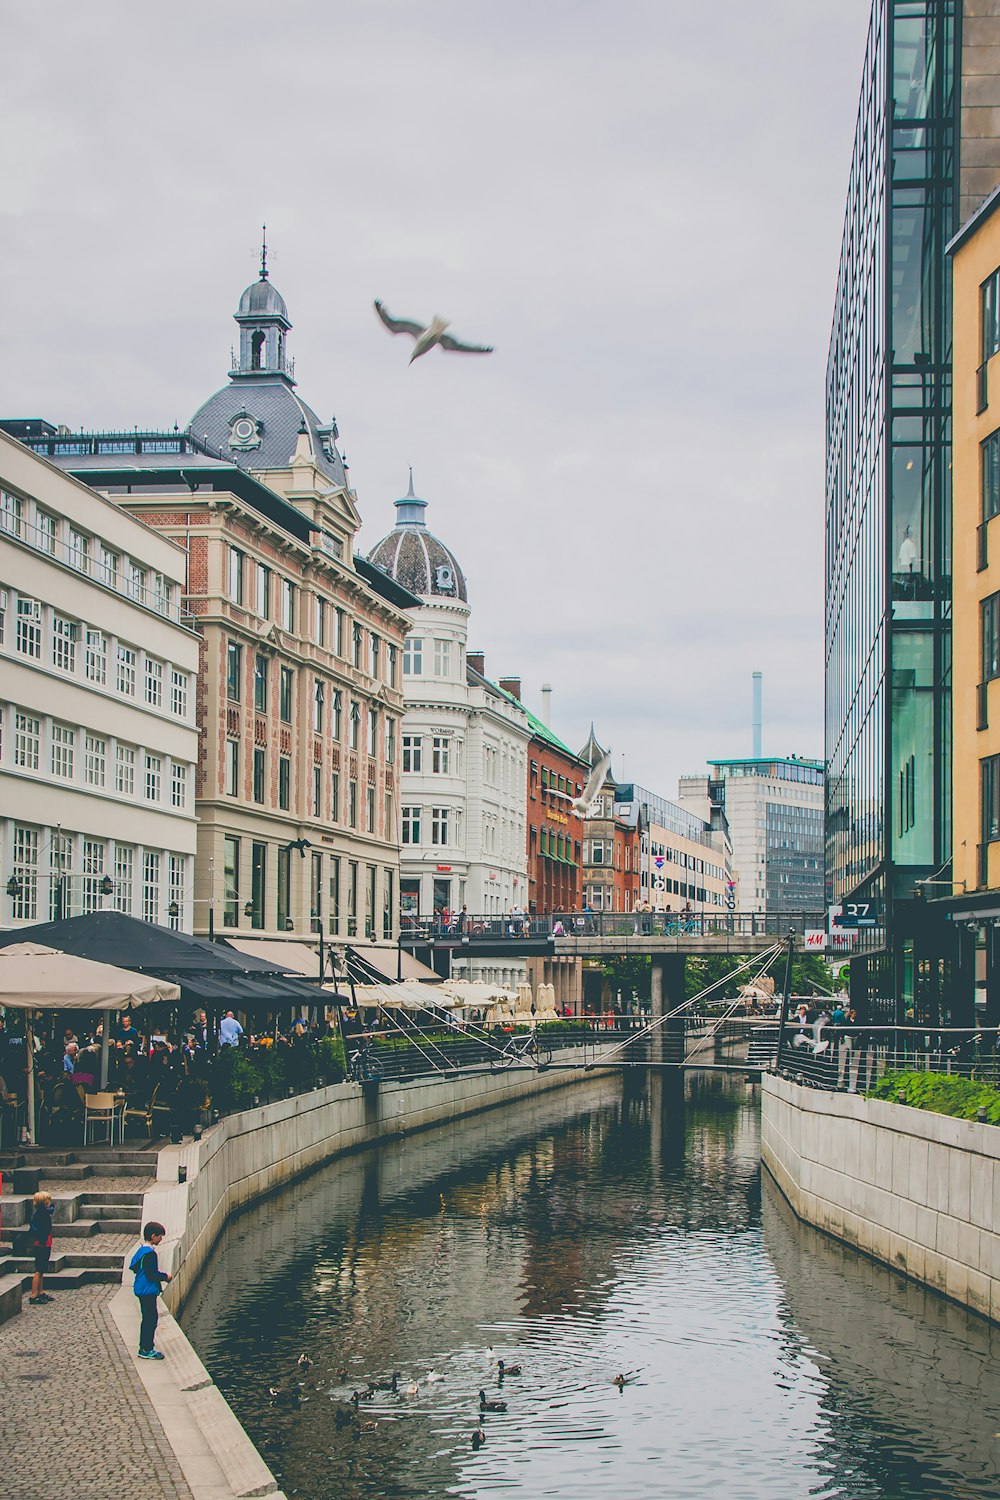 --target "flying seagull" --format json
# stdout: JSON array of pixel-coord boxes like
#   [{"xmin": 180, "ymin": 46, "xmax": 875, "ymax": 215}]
[
  {"xmin": 549, "ymin": 749, "xmax": 613, "ymax": 817},
  {"xmin": 373, "ymin": 300, "xmax": 494, "ymax": 363}
]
